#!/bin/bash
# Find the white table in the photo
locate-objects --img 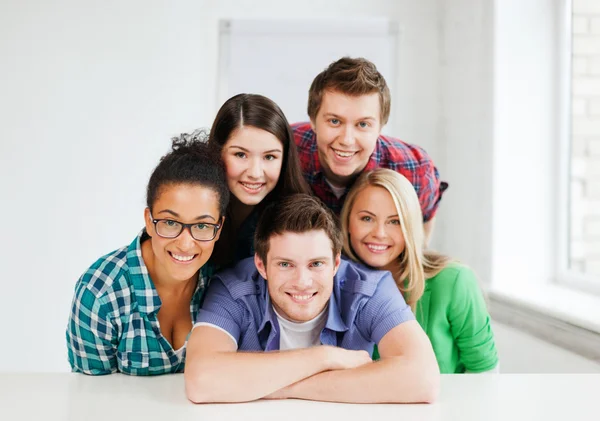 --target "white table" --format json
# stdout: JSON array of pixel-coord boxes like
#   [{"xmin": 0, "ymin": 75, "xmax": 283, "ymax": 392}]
[{"xmin": 1, "ymin": 373, "xmax": 598, "ymax": 421}]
